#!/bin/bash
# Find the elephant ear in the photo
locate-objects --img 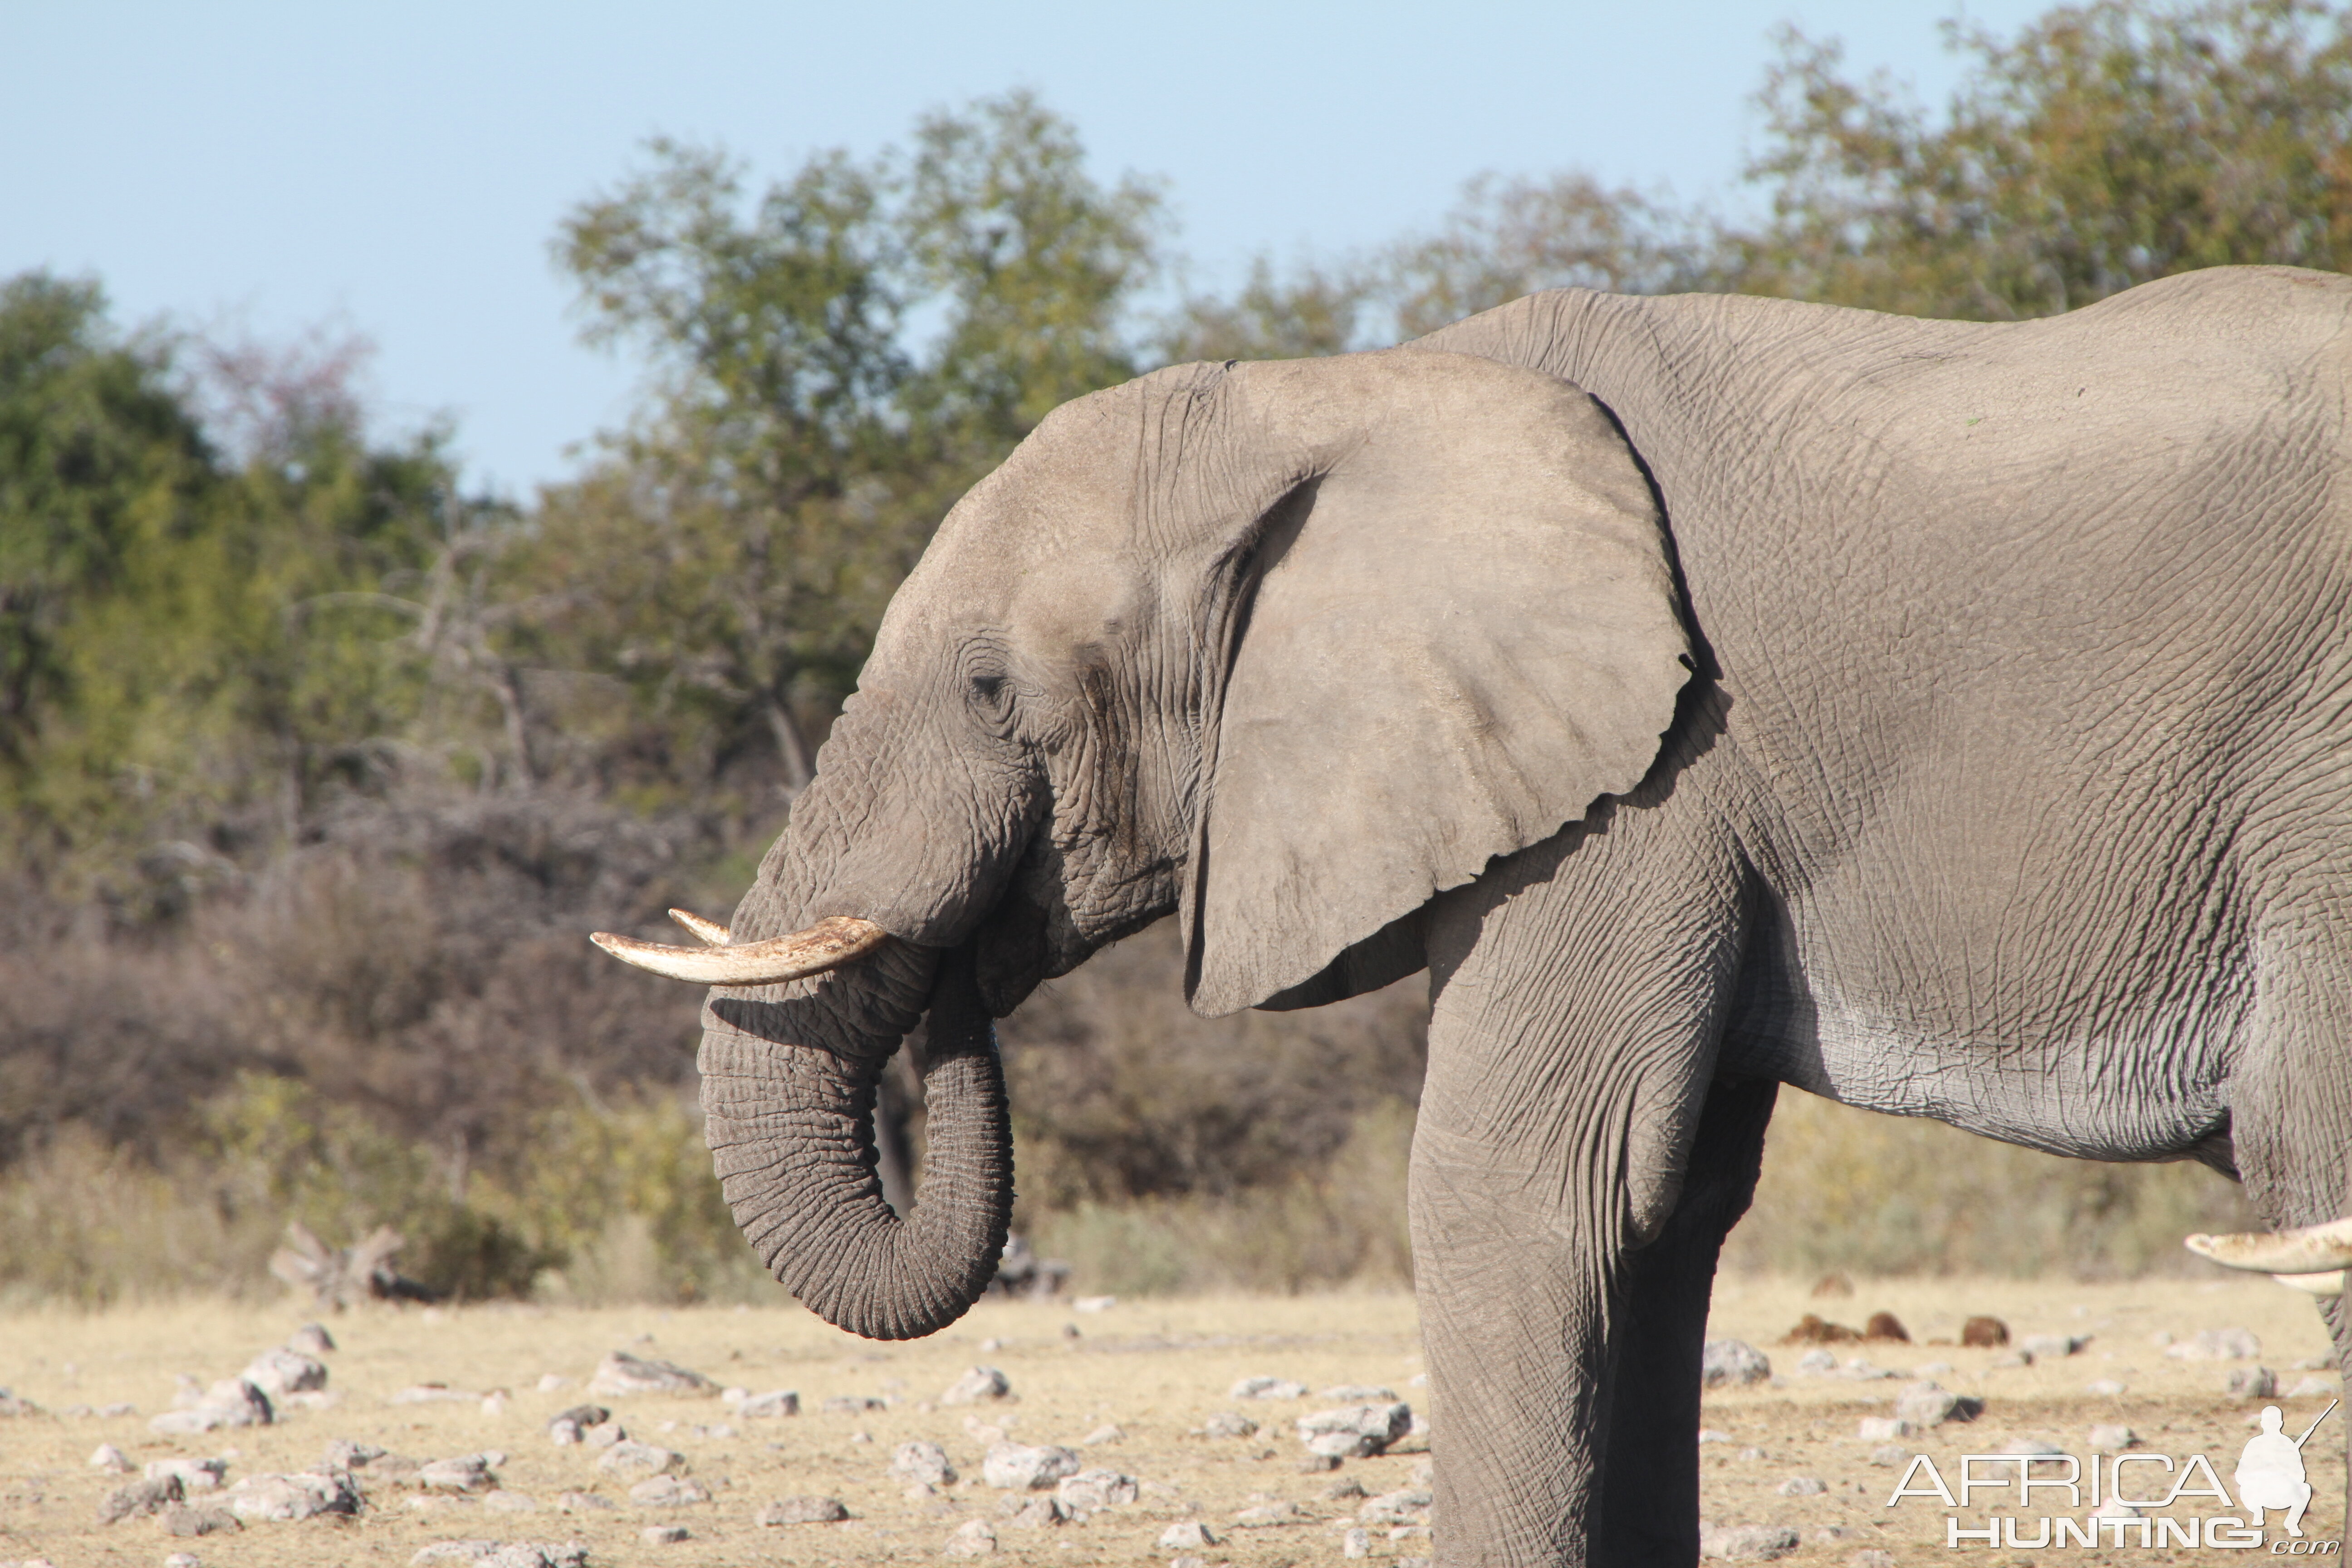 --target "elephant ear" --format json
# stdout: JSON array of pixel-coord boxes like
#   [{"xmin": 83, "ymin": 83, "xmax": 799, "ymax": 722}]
[{"xmin": 1182, "ymin": 349, "xmax": 1691, "ymax": 1016}]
